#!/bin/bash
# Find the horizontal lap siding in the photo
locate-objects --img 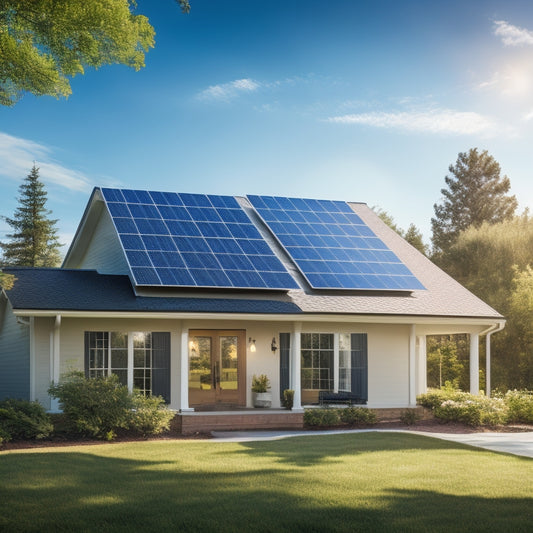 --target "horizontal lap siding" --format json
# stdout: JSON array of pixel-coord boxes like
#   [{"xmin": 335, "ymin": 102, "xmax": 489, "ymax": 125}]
[{"xmin": 0, "ymin": 298, "xmax": 30, "ymax": 400}]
